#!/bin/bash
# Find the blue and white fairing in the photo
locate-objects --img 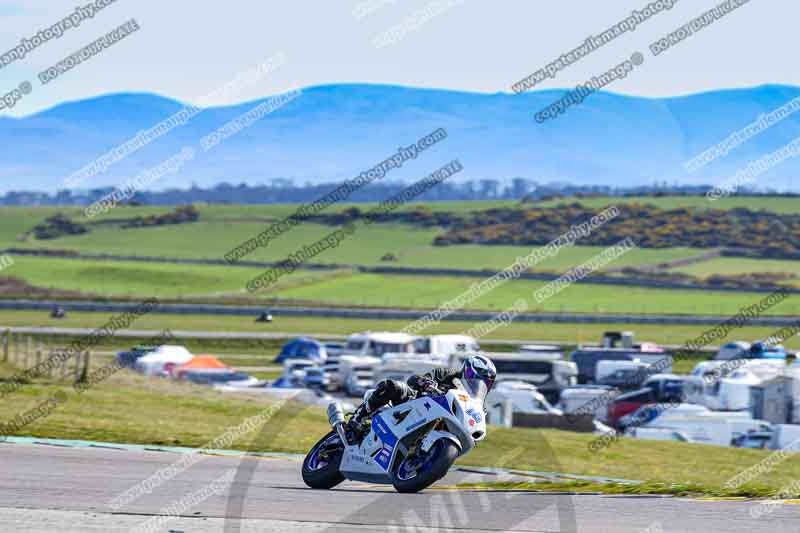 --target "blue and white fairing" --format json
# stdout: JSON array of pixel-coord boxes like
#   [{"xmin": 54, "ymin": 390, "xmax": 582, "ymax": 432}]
[{"xmin": 337, "ymin": 382, "xmax": 487, "ymax": 485}]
